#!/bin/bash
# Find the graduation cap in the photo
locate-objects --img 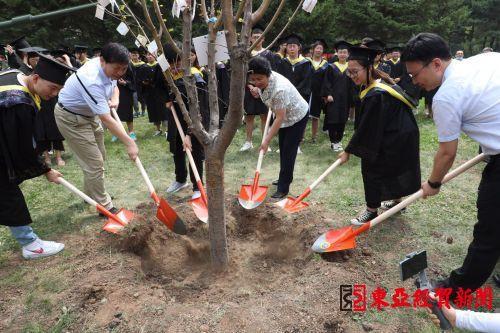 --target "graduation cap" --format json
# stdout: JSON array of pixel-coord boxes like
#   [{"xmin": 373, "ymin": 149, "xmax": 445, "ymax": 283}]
[
  {"xmin": 348, "ymin": 46, "xmax": 380, "ymax": 64},
  {"xmin": 333, "ymin": 40, "xmax": 352, "ymax": 51},
  {"xmin": 387, "ymin": 45, "xmax": 403, "ymax": 53},
  {"xmin": 33, "ymin": 53, "xmax": 76, "ymax": 85},
  {"xmin": 128, "ymin": 47, "xmax": 140, "ymax": 53},
  {"xmin": 284, "ymin": 33, "xmax": 303, "ymax": 46},
  {"xmin": 277, "ymin": 35, "xmax": 287, "ymax": 46},
  {"xmin": 312, "ymin": 38, "xmax": 328, "ymax": 49},
  {"xmin": 19, "ymin": 46, "xmax": 48, "ymax": 58},
  {"xmin": 74, "ymin": 45, "xmax": 88, "ymax": 53},
  {"xmin": 10, "ymin": 36, "xmax": 31, "ymax": 50},
  {"xmin": 362, "ymin": 39, "xmax": 386, "ymax": 54}
]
